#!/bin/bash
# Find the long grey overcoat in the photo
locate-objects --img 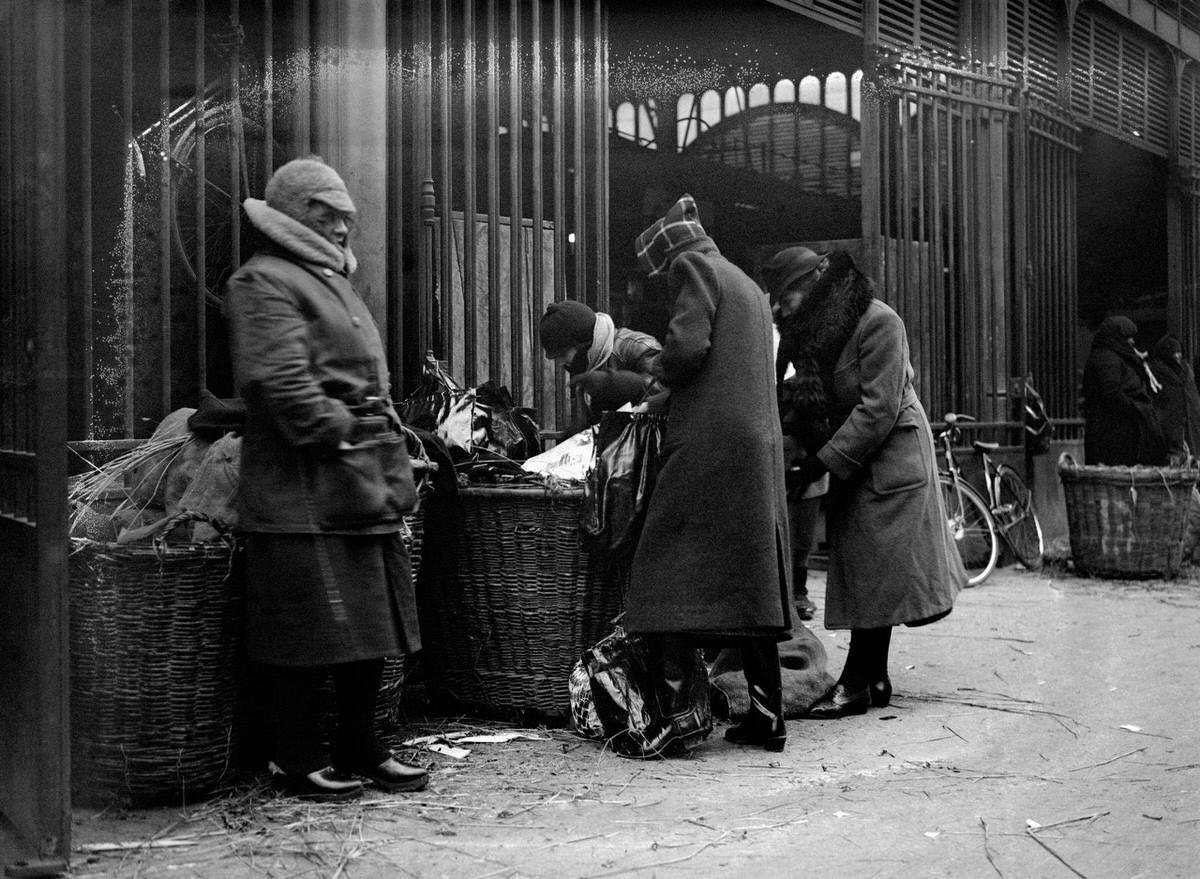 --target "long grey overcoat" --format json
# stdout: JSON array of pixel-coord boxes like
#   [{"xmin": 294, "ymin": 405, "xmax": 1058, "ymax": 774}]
[
  {"xmin": 816, "ymin": 299, "xmax": 964, "ymax": 629},
  {"xmin": 624, "ymin": 238, "xmax": 792, "ymax": 638}
]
